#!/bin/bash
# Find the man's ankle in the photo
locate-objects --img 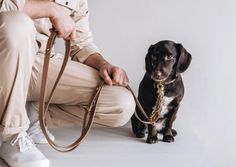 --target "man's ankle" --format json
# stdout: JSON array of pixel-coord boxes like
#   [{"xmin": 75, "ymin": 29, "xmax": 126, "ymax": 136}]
[{"xmin": 0, "ymin": 133, "xmax": 16, "ymax": 142}]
